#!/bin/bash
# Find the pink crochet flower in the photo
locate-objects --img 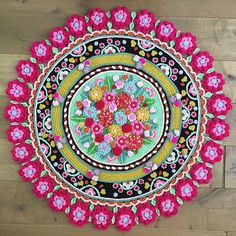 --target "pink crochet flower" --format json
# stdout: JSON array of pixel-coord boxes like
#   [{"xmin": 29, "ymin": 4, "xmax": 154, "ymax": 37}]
[
  {"xmin": 6, "ymin": 79, "xmax": 31, "ymax": 102},
  {"xmin": 49, "ymin": 27, "xmax": 69, "ymax": 49},
  {"xmin": 16, "ymin": 60, "xmax": 39, "ymax": 82},
  {"xmin": 200, "ymin": 141, "xmax": 224, "ymax": 164},
  {"xmin": 30, "ymin": 41, "xmax": 52, "ymax": 63},
  {"xmin": 207, "ymin": 94, "xmax": 232, "ymax": 116},
  {"xmin": 207, "ymin": 118, "xmax": 230, "ymax": 141},
  {"xmin": 4, "ymin": 103, "xmax": 28, "ymax": 123},
  {"xmin": 33, "ymin": 176, "xmax": 54, "ymax": 198},
  {"xmin": 6, "ymin": 125, "xmax": 30, "ymax": 144},
  {"xmin": 175, "ymin": 179, "xmax": 198, "ymax": 201},
  {"xmin": 157, "ymin": 193, "xmax": 180, "ymax": 217},
  {"xmin": 87, "ymin": 8, "xmax": 108, "ymax": 31},
  {"xmin": 115, "ymin": 207, "xmax": 135, "ymax": 231},
  {"xmin": 201, "ymin": 72, "xmax": 225, "ymax": 93},
  {"xmin": 68, "ymin": 201, "xmax": 90, "ymax": 226},
  {"xmin": 136, "ymin": 203, "xmax": 157, "ymax": 225},
  {"xmin": 175, "ymin": 32, "xmax": 197, "ymax": 54},
  {"xmin": 190, "ymin": 163, "xmax": 212, "ymax": 184},
  {"xmin": 11, "ymin": 143, "xmax": 35, "ymax": 163},
  {"xmin": 66, "ymin": 15, "xmax": 87, "ymax": 37},
  {"xmin": 134, "ymin": 10, "xmax": 156, "ymax": 34},
  {"xmin": 91, "ymin": 205, "xmax": 113, "ymax": 230},
  {"xmin": 156, "ymin": 21, "xmax": 176, "ymax": 42},
  {"xmin": 19, "ymin": 160, "xmax": 42, "ymax": 182},
  {"xmin": 191, "ymin": 51, "xmax": 214, "ymax": 73},
  {"xmin": 48, "ymin": 189, "xmax": 70, "ymax": 212},
  {"xmin": 110, "ymin": 6, "xmax": 131, "ymax": 30}
]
